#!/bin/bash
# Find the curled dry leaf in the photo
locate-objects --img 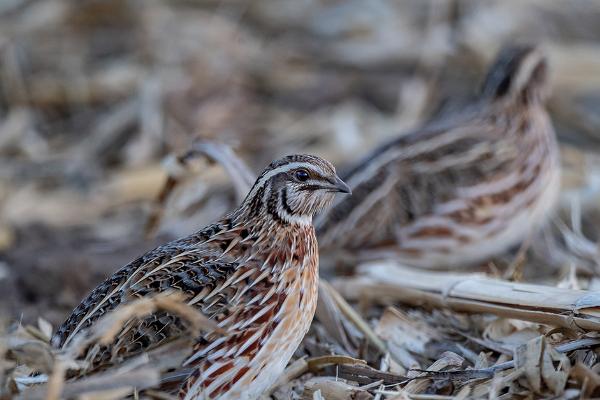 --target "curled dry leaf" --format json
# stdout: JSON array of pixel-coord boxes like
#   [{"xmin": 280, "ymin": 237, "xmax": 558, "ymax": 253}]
[
  {"xmin": 403, "ymin": 352, "xmax": 464, "ymax": 394},
  {"xmin": 514, "ymin": 336, "xmax": 570, "ymax": 395},
  {"xmin": 146, "ymin": 140, "xmax": 255, "ymax": 237},
  {"xmin": 303, "ymin": 377, "xmax": 373, "ymax": 400},
  {"xmin": 570, "ymin": 362, "xmax": 600, "ymax": 398},
  {"xmin": 6, "ymin": 337, "xmax": 54, "ymax": 375},
  {"xmin": 375, "ymin": 307, "xmax": 439, "ymax": 371},
  {"xmin": 35, "ymin": 318, "xmax": 53, "ymax": 343}
]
